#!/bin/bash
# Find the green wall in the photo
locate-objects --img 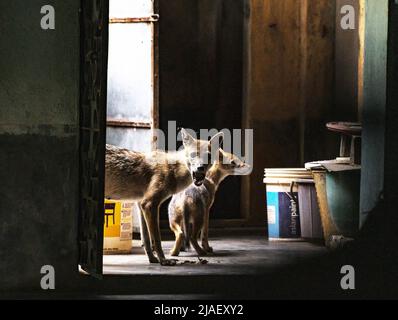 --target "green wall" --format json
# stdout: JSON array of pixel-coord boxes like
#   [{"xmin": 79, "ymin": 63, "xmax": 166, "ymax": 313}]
[{"xmin": 360, "ymin": 0, "xmax": 388, "ymax": 227}]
